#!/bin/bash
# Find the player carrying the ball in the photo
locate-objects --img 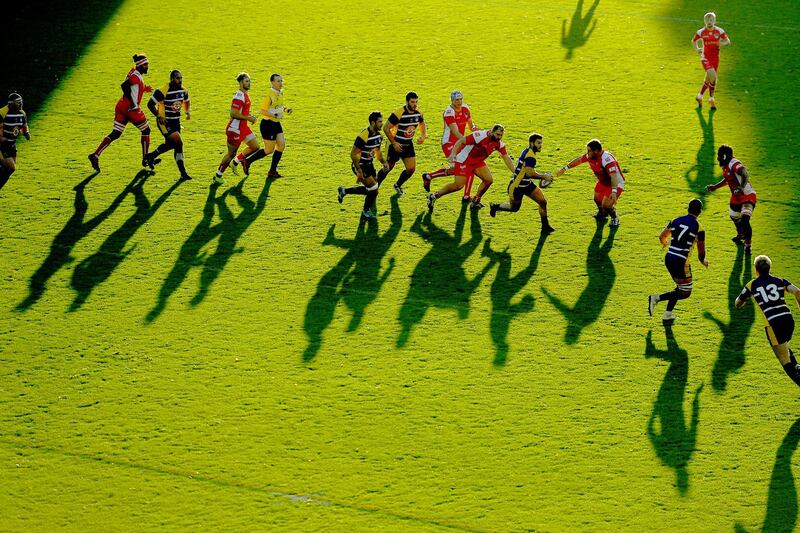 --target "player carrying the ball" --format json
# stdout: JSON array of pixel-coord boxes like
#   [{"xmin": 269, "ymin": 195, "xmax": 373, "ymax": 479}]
[
  {"xmin": 146, "ymin": 69, "xmax": 192, "ymax": 180},
  {"xmin": 489, "ymin": 133, "xmax": 555, "ymax": 234},
  {"xmin": 706, "ymin": 144, "xmax": 756, "ymax": 254},
  {"xmin": 692, "ymin": 11, "xmax": 730, "ymax": 110},
  {"xmin": 554, "ymin": 138, "xmax": 626, "ymax": 226},
  {"xmin": 736, "ymin": 255, "xmax": 800, "ymax": 388}
]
